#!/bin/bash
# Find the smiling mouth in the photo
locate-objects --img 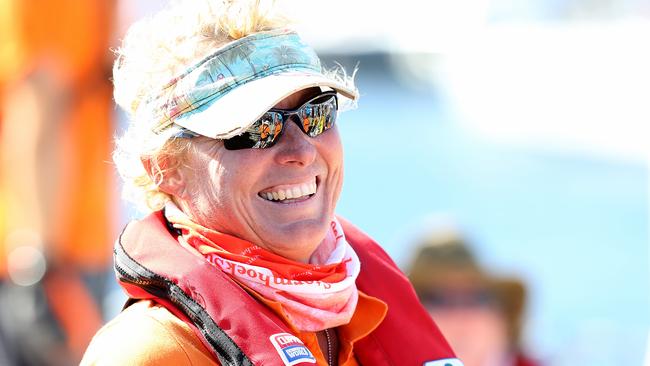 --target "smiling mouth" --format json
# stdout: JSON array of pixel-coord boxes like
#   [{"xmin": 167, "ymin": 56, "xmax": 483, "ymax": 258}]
[{"xmin": 258, "ymin": 178, "xmax": 318, "ymax": 203}]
